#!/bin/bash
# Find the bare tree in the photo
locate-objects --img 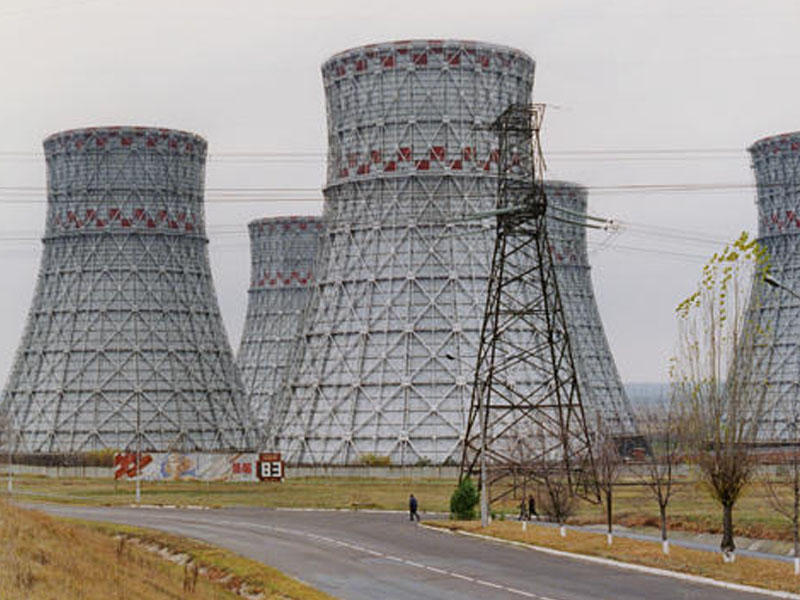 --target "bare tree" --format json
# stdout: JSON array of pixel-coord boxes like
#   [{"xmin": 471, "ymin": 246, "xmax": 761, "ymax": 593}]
[
  {"xmin": 593, "ymin": 418, "xmax": 622, "ymax": 546},
  {"xmin": 763, "ymin": 446, "xmax": 800, "ymax": 574},
  {"xmin": 634, "ymin": 397, "xmax": 680, "ymax": 554},
  {"xmin": 673, "ymin": 232, "xmax": 773, "ymax": 561},
  {"xmin": 761, "ymin": 316, "xmax": 800, "ymax": 575},
  {"xmin": 530, "ymin": 429, "xmax": 576, "ymax": 536}
]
